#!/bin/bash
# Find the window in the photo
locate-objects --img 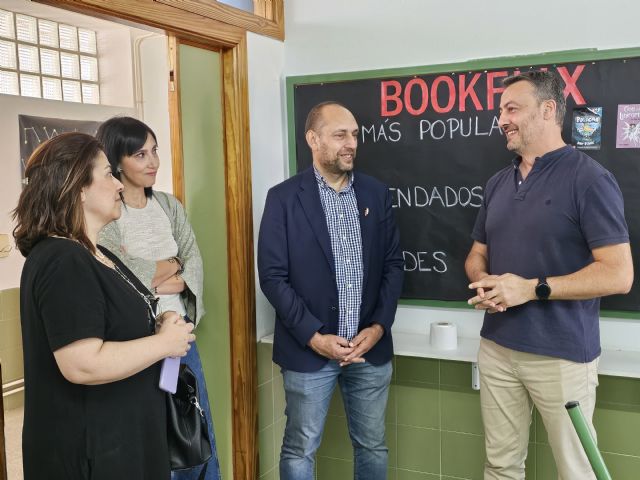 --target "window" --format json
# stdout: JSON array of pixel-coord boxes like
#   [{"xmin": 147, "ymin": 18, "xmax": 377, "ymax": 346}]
[{"xmin": 0, "ymin": 8, "xmax": 99, "ymax": 103}]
